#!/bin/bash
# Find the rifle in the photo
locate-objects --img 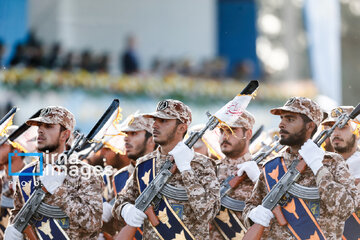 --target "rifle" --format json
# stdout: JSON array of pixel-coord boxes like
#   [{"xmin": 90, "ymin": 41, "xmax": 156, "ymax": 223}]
[
  {"xmin": 0, "ymin": 109, "xmax": 41, "ymax": 146},
  {"xmin": 117, "ymin": 80, "xmax": 259, "ymax": 240},
  {"xmin": 220, "ymin": 136, "xmax": 285, "ymax": 198},
  {"xmin": 12, "ymin": 99, "xmax": 120, "ymax": 240},
  {"xmin": 243, "ymin": 103, "xmax": 360, "ymax": 240},
  {"xmin": 250, "ymin": 125, "xmax": 264, "ymax": 144}
]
